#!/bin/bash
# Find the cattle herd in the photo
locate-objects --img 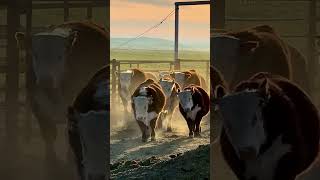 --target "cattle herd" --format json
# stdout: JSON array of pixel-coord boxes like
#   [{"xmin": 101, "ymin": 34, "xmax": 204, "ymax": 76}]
[
  {"xmin": 116, "ymin": 68, "xmax": 210, "ymax": 142},
  {"xmin": 13, "ymin": 20, "xmax": 320, "ymax": 180}
]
